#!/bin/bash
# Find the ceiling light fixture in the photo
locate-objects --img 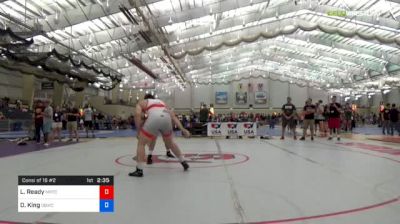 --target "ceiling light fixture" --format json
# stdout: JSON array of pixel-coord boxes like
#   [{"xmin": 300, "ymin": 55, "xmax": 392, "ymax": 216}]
[
  {"xmin": 383, "ymin": 89, "xmax": 391, "ymax": 94},
  {"xmin": 55, "ymin": 11, "xmax": 59, "ymax": 21}
]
